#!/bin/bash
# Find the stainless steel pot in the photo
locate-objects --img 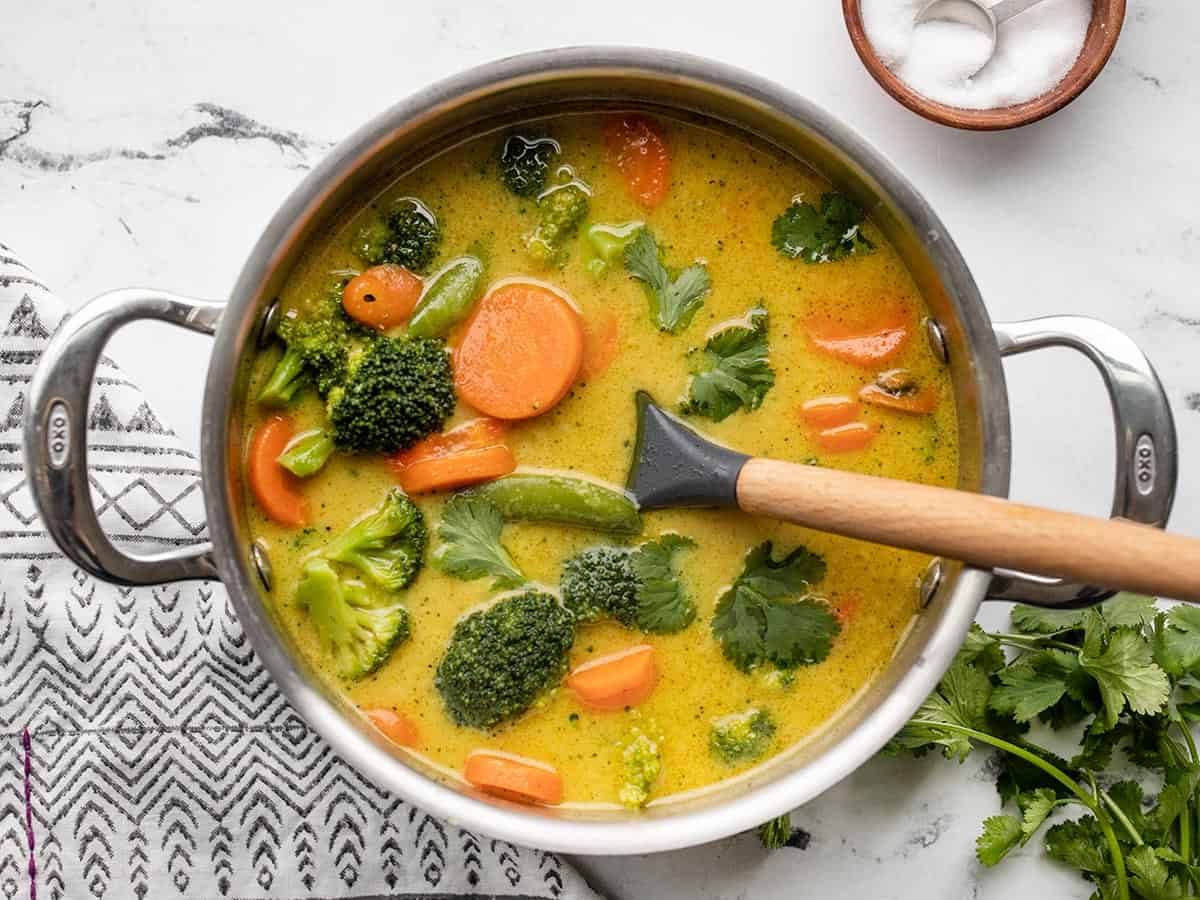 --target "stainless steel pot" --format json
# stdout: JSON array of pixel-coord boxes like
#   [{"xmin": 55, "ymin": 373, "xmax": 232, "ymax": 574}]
[{"xmin": 23, "ymin": 48, "xmax": 1178, "ymax": 854}]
